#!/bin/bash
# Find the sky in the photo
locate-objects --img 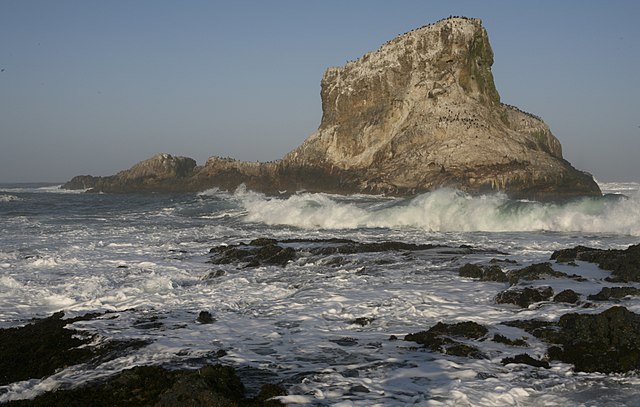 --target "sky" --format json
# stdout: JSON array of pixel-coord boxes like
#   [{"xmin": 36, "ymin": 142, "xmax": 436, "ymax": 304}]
[{"xmin": 1, "ymin": 0, "xmax": 639, "ymax": 183}]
